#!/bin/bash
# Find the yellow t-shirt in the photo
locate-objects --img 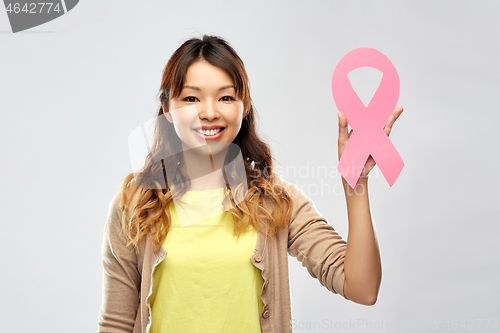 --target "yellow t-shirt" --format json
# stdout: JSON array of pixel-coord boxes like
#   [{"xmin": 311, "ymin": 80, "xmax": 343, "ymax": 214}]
[{"xmin": 150, "ymin": 187, "xmax": 264, "ymax": 333}]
